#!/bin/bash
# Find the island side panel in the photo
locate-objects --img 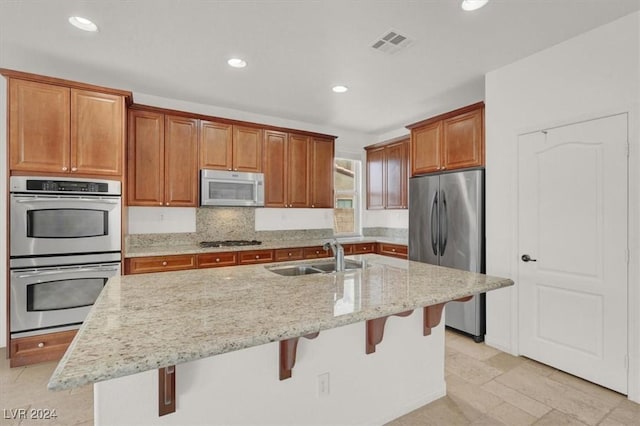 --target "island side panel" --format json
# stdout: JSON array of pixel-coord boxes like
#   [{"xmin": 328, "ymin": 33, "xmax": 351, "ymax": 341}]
[{"xmin": 93, "ymin": 314, "xmax": 446, "ymax": 425}]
